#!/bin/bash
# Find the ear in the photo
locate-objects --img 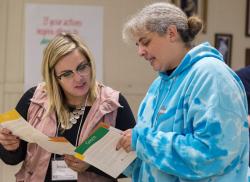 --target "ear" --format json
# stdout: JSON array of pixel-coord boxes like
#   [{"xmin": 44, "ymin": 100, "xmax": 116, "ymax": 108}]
[{"xmin": 167, "ymin": 25, "xmax": 178, "ymax": 42}]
